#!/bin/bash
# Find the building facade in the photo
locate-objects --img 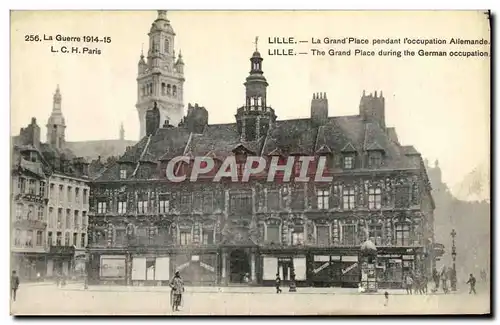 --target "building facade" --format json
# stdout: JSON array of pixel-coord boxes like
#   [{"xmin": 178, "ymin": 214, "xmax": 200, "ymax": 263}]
[
  {"xmin": 11, "ymin": 121, "xmax": 50, "ymax": 280},
  {"xmin": 87, "ymin": 14, "xmax": 436, "ymax": 289},
  {"xmin": 11, "ymin": 86, "xmax": 91, "ymax": 279}
]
